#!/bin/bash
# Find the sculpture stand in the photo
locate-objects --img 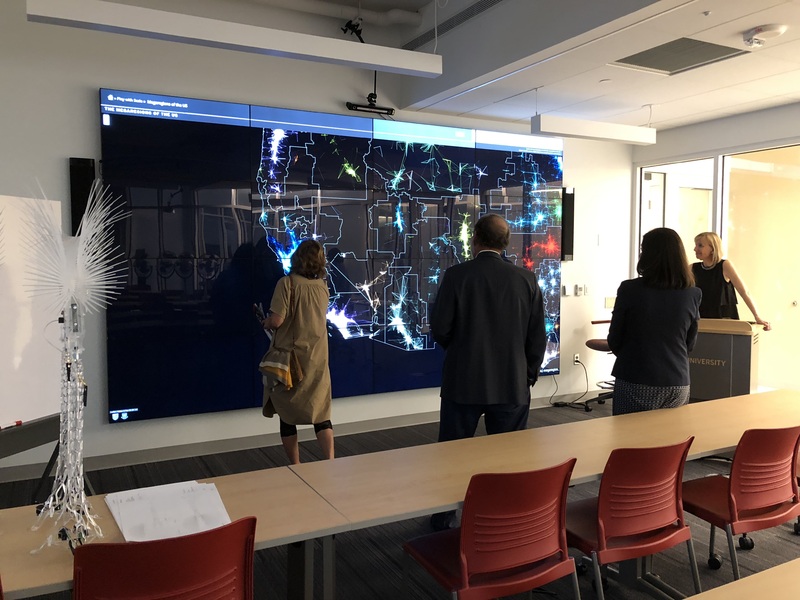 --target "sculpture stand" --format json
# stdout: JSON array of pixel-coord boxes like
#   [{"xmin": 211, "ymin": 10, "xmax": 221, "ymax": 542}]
[{"xmin": 32, "ymin": 305, "xmax": 102, "ymax": 550}]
